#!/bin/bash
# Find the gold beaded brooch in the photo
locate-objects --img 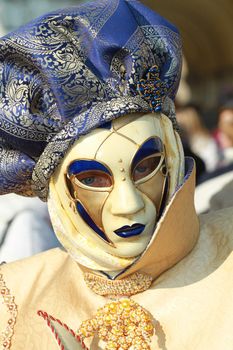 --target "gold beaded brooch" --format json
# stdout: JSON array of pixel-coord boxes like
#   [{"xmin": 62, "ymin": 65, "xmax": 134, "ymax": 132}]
[{"xmin": 77, "ymin": 298, "xmax": 155, "ymax": 350}]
